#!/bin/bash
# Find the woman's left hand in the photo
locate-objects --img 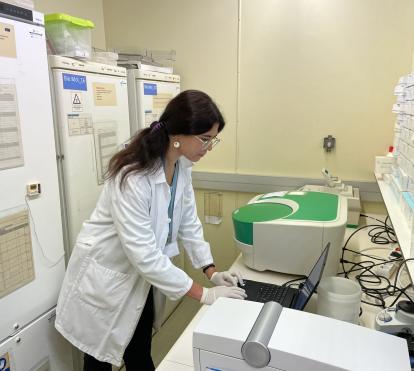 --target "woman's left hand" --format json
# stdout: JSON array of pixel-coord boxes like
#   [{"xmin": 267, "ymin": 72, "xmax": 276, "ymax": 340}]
[{"xmin": 210, "ymin": 271, "xmax": 243, "ymax": 287}]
